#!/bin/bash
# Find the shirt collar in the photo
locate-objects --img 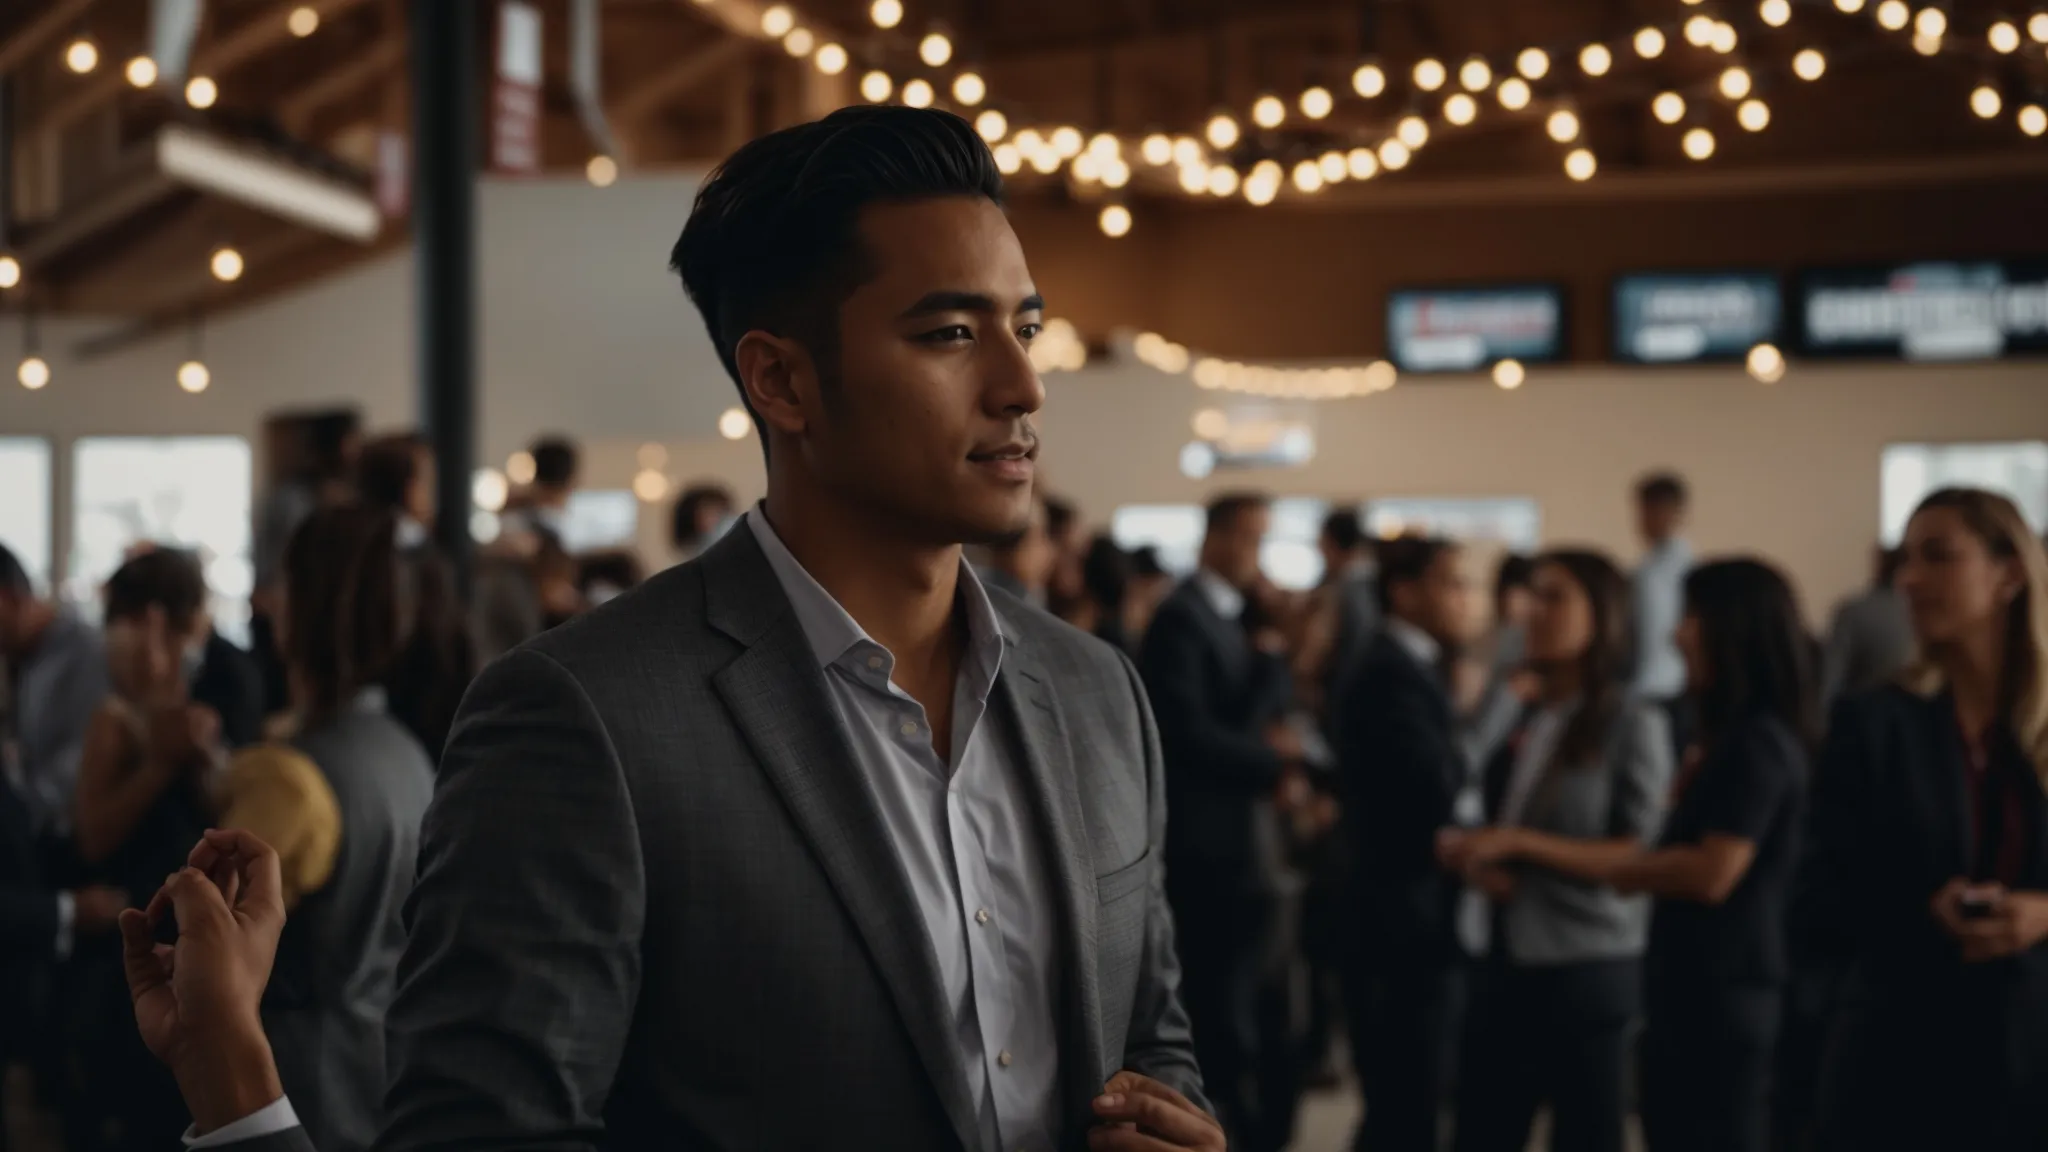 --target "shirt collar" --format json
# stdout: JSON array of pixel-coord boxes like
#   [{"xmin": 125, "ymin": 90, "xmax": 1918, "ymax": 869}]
[
  {"xmin": 1385, "ymin": 615, "xmax": 1441, "ymax": 668},
  {"xmin": 1193, "ymin": 569, "xmax": 1246, "ymax": 622}
]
